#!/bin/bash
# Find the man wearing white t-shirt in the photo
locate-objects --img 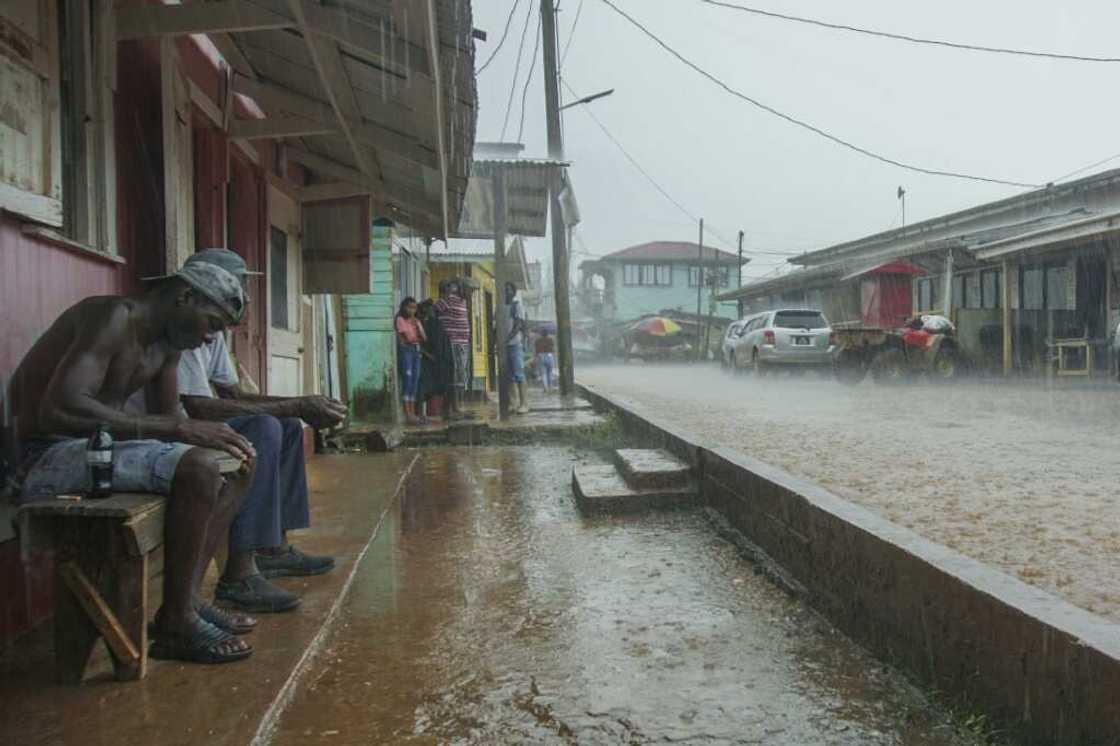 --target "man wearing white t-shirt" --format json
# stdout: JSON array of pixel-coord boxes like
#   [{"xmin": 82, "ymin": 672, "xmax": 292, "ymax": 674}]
[{"xmin": 139, "ymin": 250, "xmax": 348, "ymax": 615}]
